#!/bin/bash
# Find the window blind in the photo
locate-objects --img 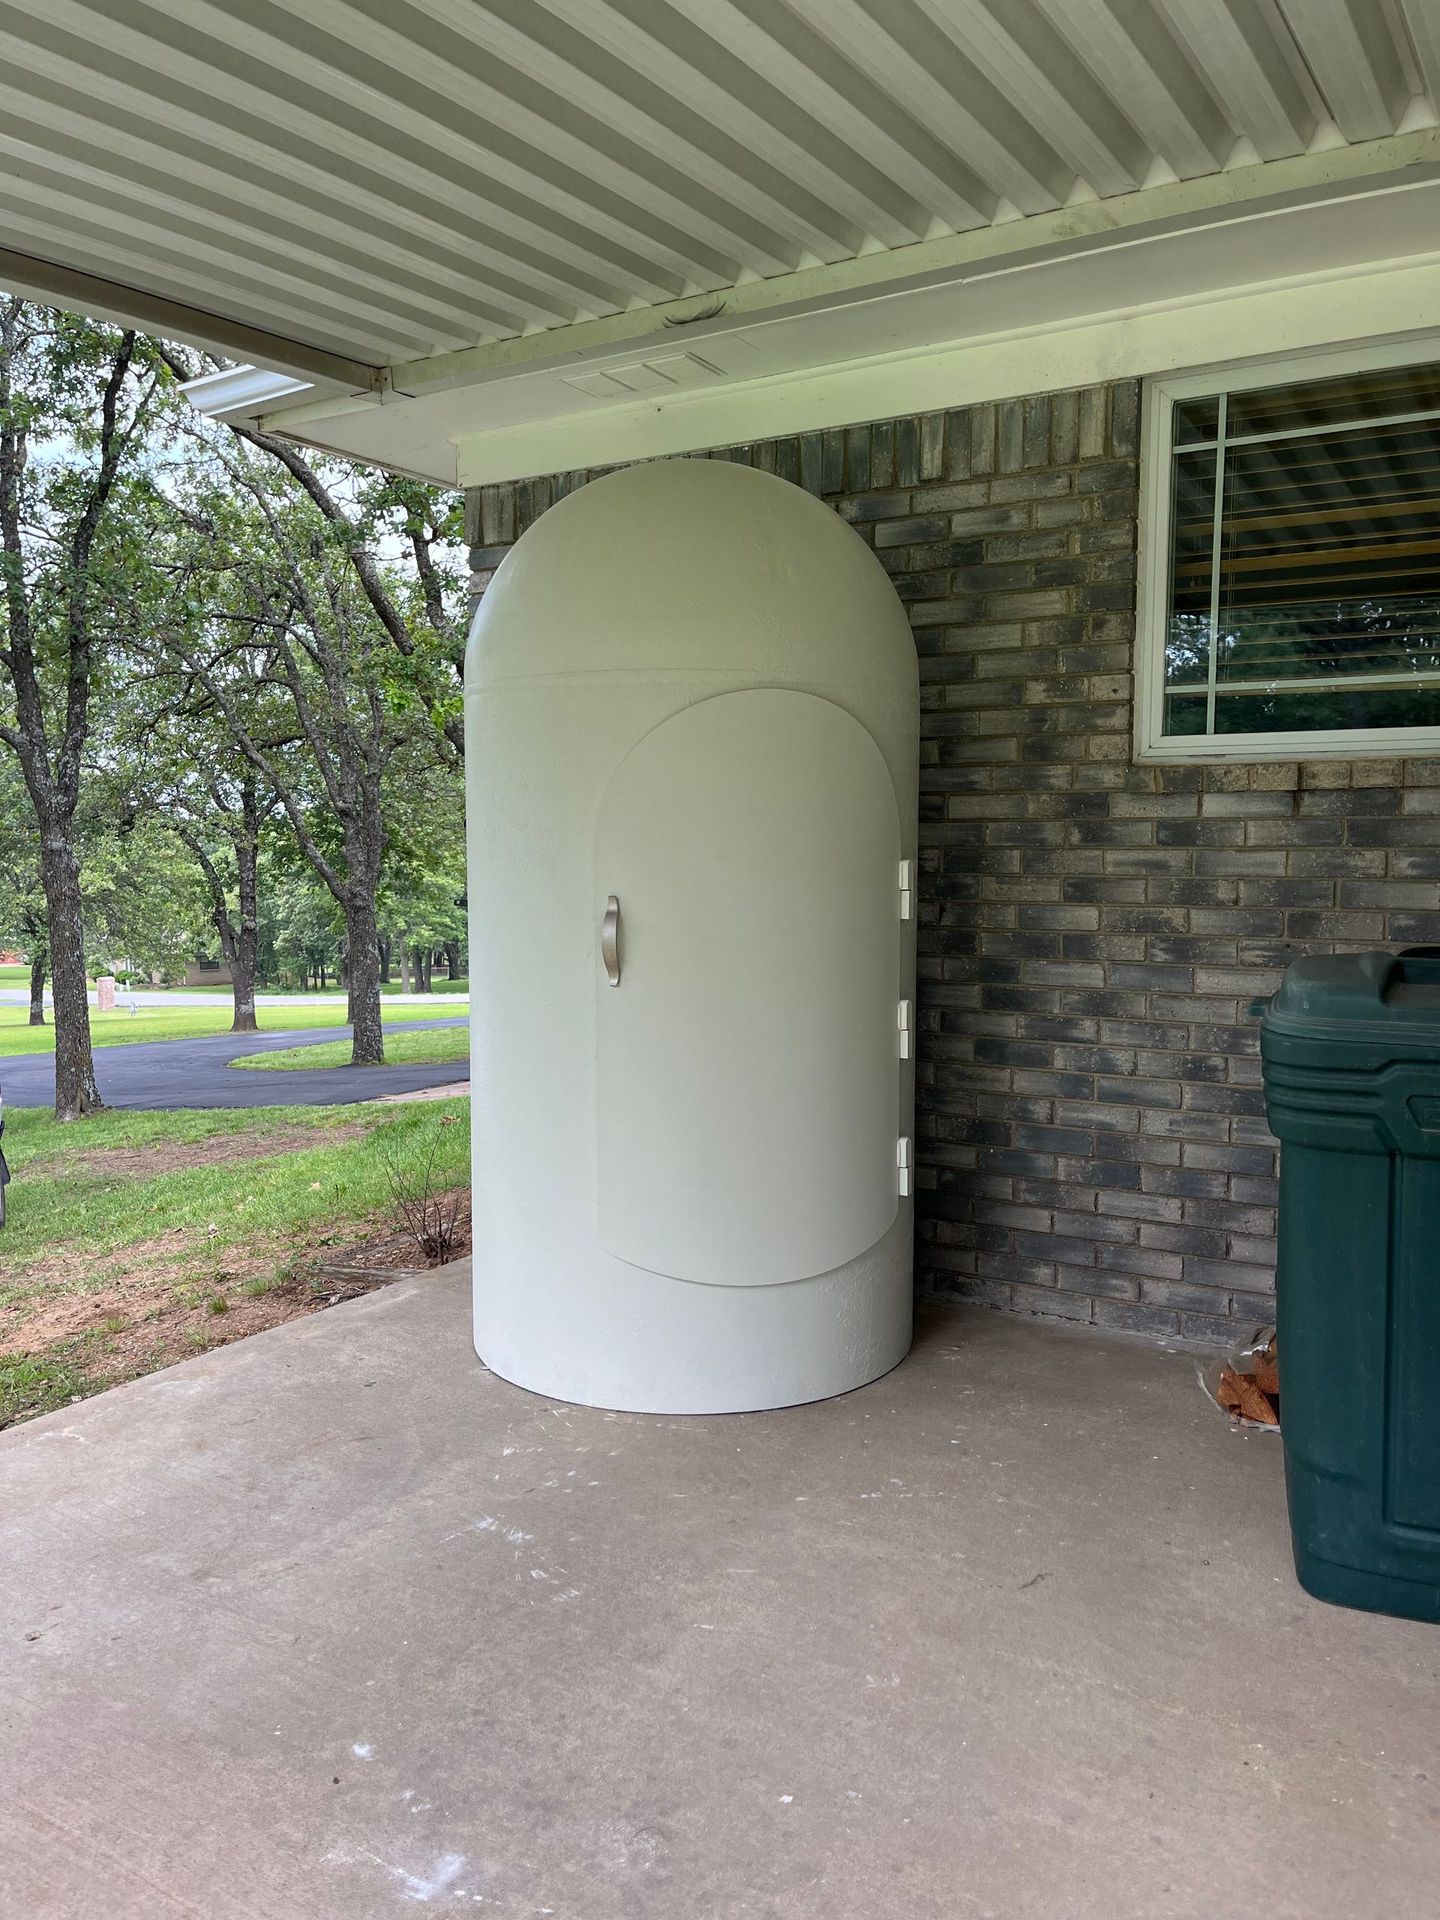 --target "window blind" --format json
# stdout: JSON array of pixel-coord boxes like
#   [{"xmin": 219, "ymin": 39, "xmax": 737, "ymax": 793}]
[{"xmin": 1164, "ymin": 361, "xmax": 1440, "ymax": 738}]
